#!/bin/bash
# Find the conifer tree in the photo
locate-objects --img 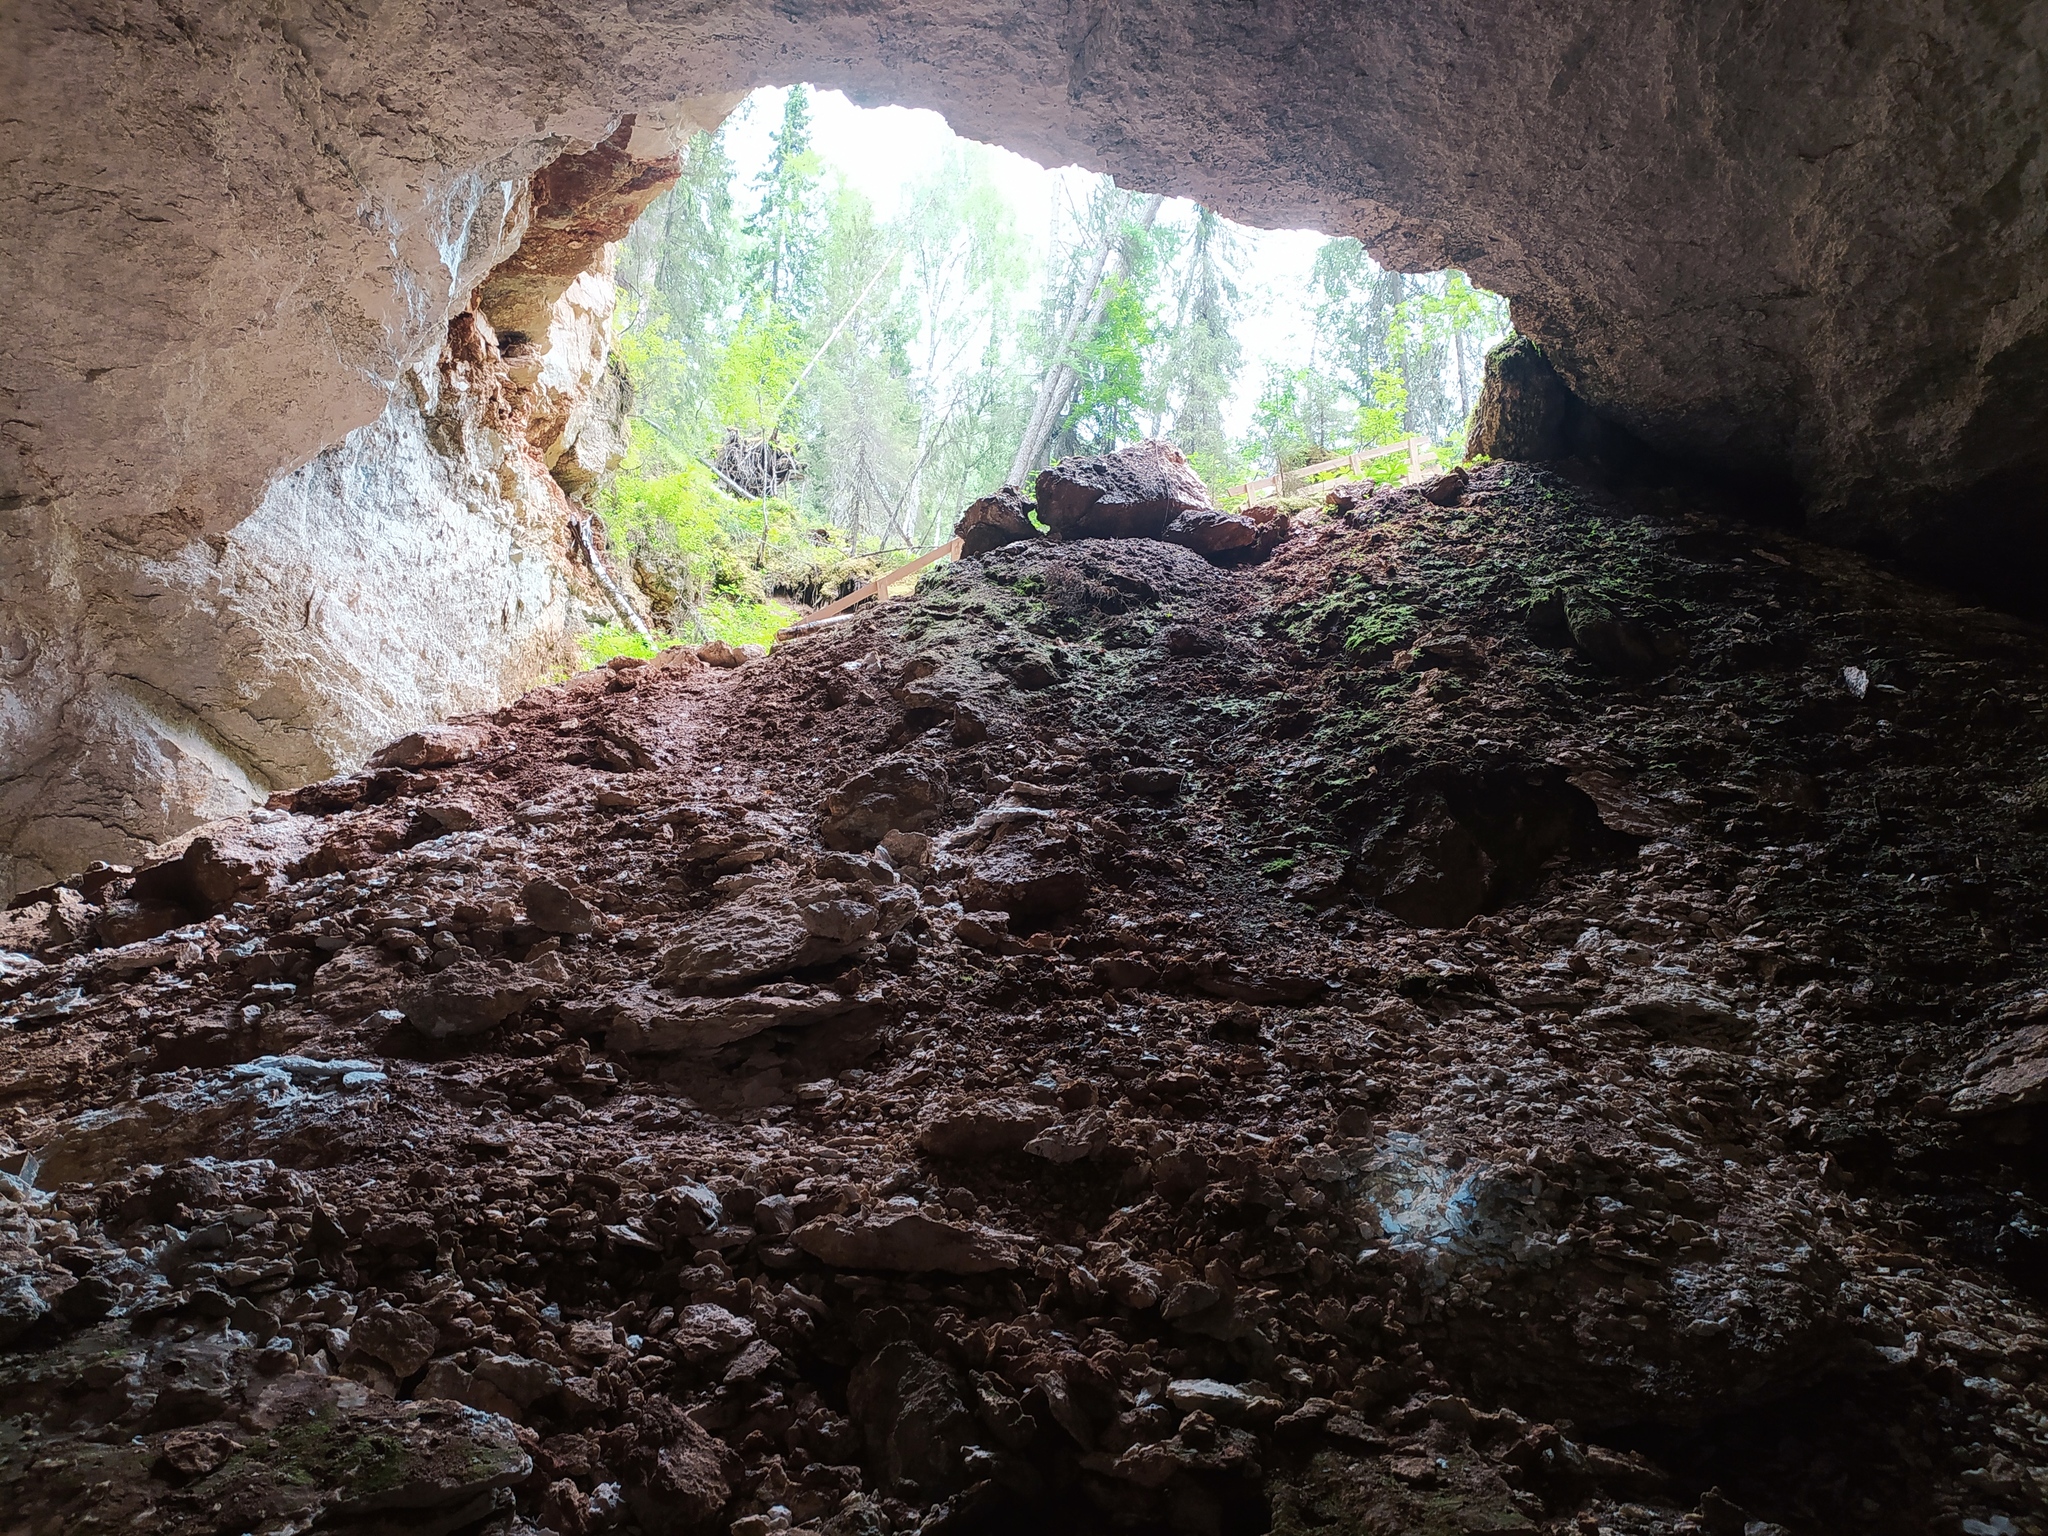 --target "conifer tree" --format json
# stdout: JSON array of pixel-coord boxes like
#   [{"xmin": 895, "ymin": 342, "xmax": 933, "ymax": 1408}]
[{"xmin": 744, "ymin": 86, "xmax": 824, "ymax": 320}]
